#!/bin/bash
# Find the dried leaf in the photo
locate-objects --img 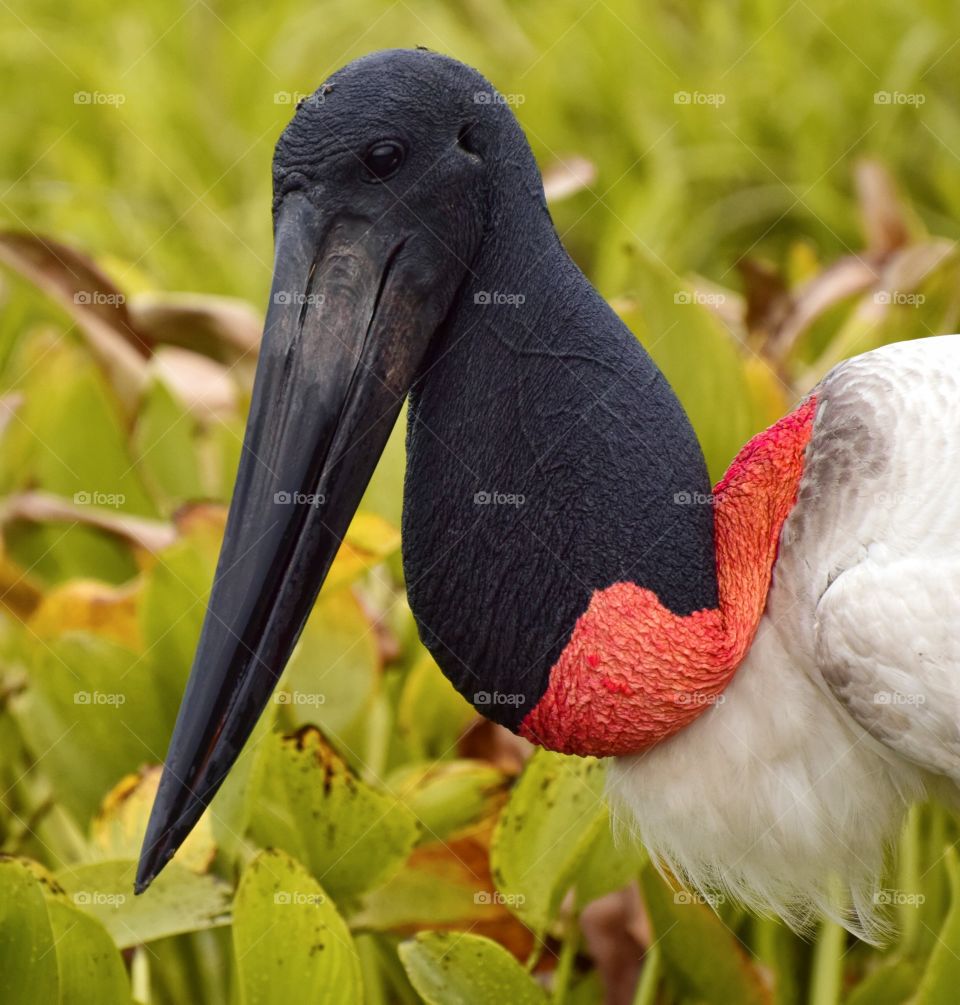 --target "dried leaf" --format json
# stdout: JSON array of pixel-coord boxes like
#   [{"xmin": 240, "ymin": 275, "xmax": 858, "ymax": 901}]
[
  {"xmin": 129, "ymin": 291, "xmax": 261, "ymax": 363},
  {"xmin": 28, "ymin": 579, "xmax": 141, "ymax": 649},
  {"xmin": 0, "ymin": 392, "xmax": 22, "ymax": 440},
  {"xmin": 1, "ymin": 491, "xmax": 176, "ymax": 553},
  {"xmin": 150, "ymin": 346, "xmax": 239, "ymax": 422},
  {"xmin": 0, "ymin": 231, "xmax": 149, "ymax": 408},
  {"xmin": 543, "ymin": 156, "xmax": 597, "ymax": 203},
  {"xmin": 579, "ymin": 886, "xmax": 646, "ymax": 1005},
  {"xmin": 92, "ymin": 766, "xmax": 216, "ymax": 874},
  {"xmin": 856, "ymin": 159, "xmax": 911, "ymax": 256},
  {"xmin": 768, "ymin": 256, "xmax": 879, "ymax": 364},
  {"xmin": 737, "ymin": 259, "xmax": 792, "ymax": 339}
]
